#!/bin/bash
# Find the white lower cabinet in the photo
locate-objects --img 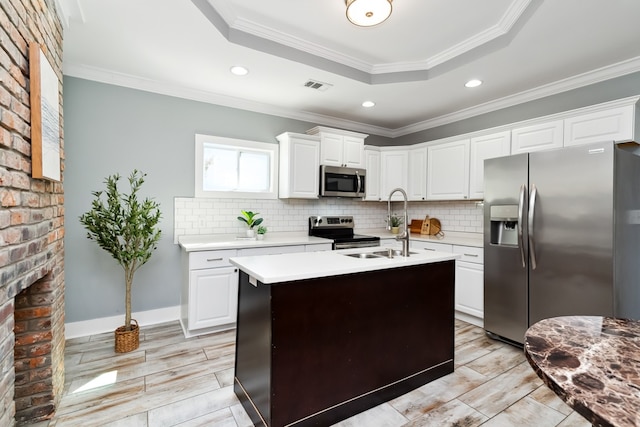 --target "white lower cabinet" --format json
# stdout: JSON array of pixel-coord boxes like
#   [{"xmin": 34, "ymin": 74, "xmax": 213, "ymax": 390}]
[
  {"xmin": 411, "ymin": 241, "xmax": 453, "ymax": 252},
  {"xmin": 181, "ymin": 244, "xmax": 326, "ymax": 337},
  {"xmin": 305, "ymin": 243, "xmax": 333, "ymax": 251},
  {"xmin": 453, "ymin": 245, "xmax": 484, "ymax": 326},
  {"xmin": 181, "ymin": 249, "xmax": 239, "ymax": 337},
  {"xmin": 402, "ymin": 240, "xmax": 484, "ymax": 326},
  {"xmin": 188, "ymin": 266, "xmax": 238, "ymax": 331}
]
